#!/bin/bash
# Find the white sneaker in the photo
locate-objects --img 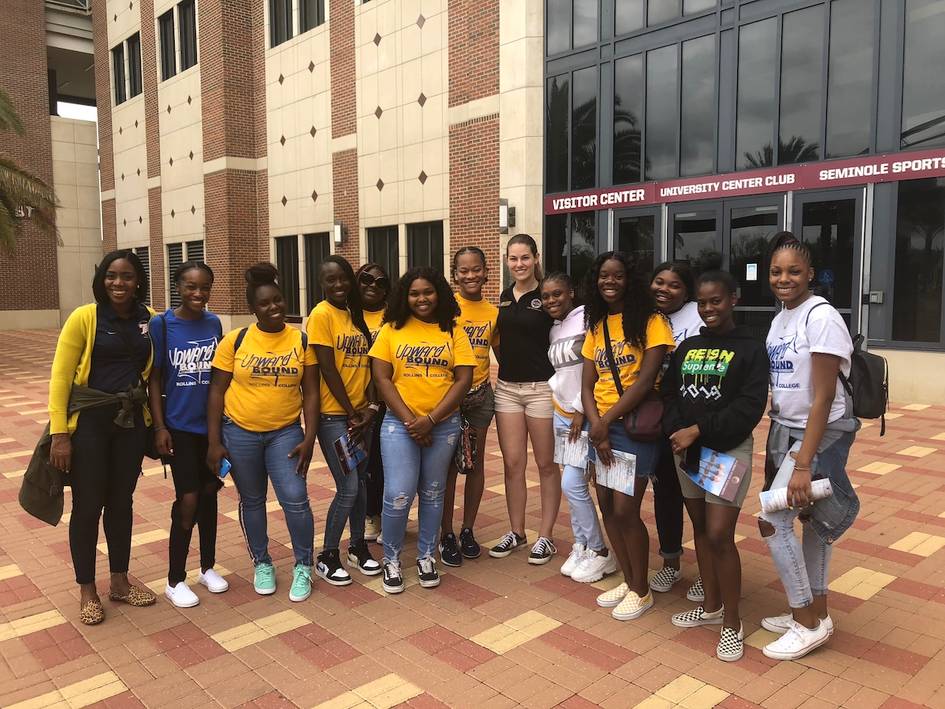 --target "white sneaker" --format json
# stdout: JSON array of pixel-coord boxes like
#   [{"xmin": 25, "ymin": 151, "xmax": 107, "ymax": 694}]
[
  {"xmin": 596, "ymin": 582, "xmax": 629, "ymax": 608},
  {"xmin": 165, "ymin": 581, "xmax": 200, "ymax": 608},
  {"xmin": 762, "ymin": 619, "xmax": 830, "ymax": 660},
  {"xmin": 571, "ymin": 549, "xmax": 618, "ymax": 583},
  {"xmin": 560, "ymin": 543, "xmax": 586, "ymax": 576},
  {"xmin": 197, "ymin": 568, "xmax": 229, "ymax": 593},
  {"xmin": 762, "ymin": 611, "xmax": 834, "ymax": 636},
  {"xmin": 649, "ymin": 566, "xmax": 681, "ymax": 593}
]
